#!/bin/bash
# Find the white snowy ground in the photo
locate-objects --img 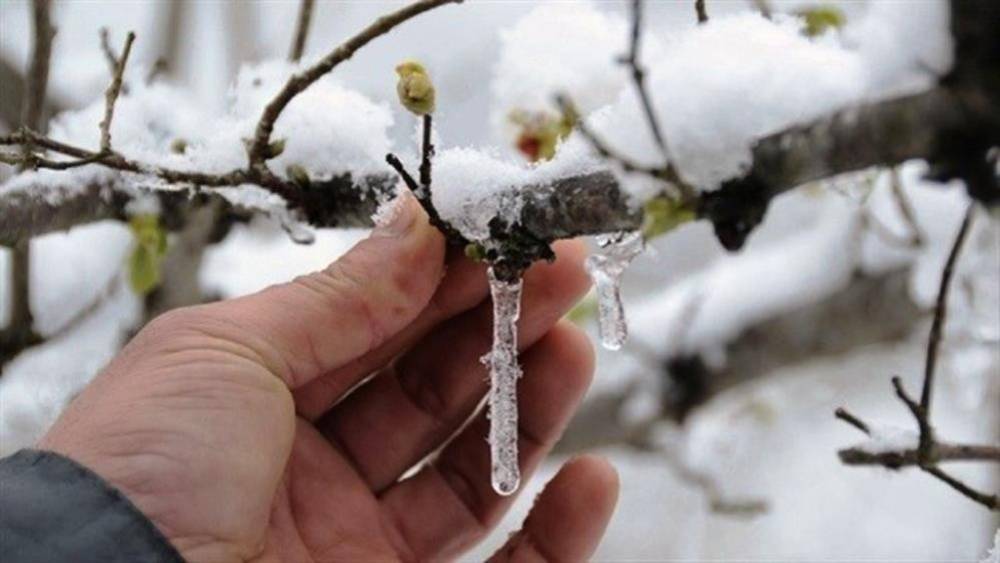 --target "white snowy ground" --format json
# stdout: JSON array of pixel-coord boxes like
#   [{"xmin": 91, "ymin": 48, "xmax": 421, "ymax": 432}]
[{"xmin": 2, "ymin": 0, "xmax": 998, "ymax": 559}]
